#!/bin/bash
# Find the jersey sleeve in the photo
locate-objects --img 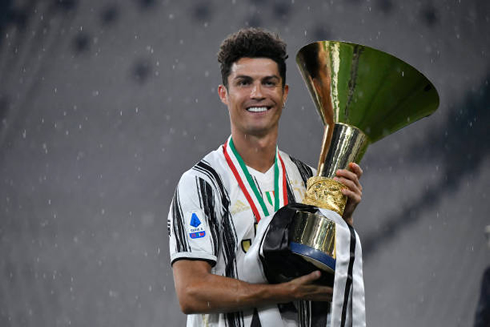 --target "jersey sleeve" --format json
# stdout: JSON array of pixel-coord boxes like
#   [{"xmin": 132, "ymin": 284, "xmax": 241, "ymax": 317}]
[{"xmin": 168, "ymin": 170, "xmax": 219, "ymax": 266}]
